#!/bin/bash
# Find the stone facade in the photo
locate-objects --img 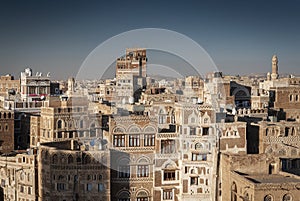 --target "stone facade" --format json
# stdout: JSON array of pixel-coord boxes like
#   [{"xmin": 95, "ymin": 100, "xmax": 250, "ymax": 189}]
[
  {"xmin": 20, "ymin": 68, "xmax": 51, "ymax": 102},
  {"xmin": 0, "ymin": 152, "xmax": 37, "ymax": 201},
  {"xmin": 249, "ymin": 121, "xmax": 300, "ymax": 157},
  {"xmin": 115, "ymin": 48, "xmax": 147, "ymax": 104},
  {"xmin": 38, "ymin": 140, "xmax": 110, "ymax": 201},
  {"xmin": 0, "ymin": 75, "xmax": 20, "ymax": 96},
  {"xmin": 109, "ymin": 115, "xmax": 156, "ymax": 201},
  {"xmin": 220, "ymin": 153, "xmax": 300, "ymax": 201},
  {"xmin": 219, "ymin": 121, "xmax": 247, "ymax": 154},
  {"xmin": 270, "ymin": 86, "xmax": 300, "ymax": 121},
  {"xmin": 37, "ymin": 96, "xmax": 104, "ymax": 150},
  {"xmin": 2, "ymin": 51, "xmax": 300, "ymax": 201},
  {"xmin": 0, "ymin": 109, "xmax": 14, "ymax": 153}
]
